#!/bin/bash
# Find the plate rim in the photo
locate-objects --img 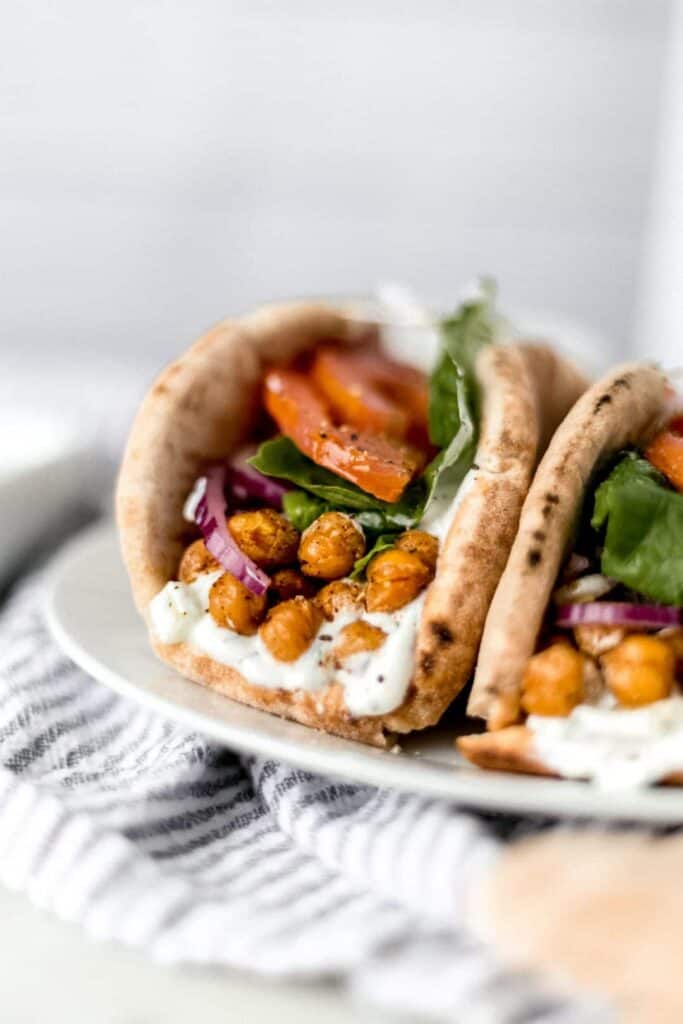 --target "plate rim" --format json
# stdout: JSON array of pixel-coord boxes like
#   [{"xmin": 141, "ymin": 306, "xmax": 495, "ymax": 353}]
[{"xmin": 45, "ymin": 522, "xmax": 683, "ymax": 823}]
